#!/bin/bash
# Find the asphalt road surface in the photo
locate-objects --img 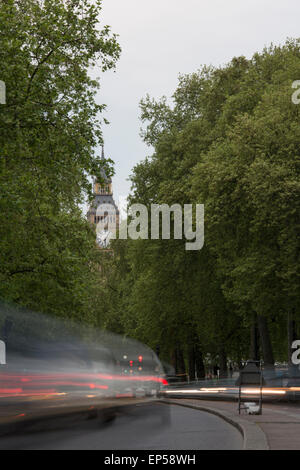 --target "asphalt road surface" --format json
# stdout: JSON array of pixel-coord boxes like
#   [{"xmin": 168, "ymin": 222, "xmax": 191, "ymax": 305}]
[{"xmin": 0, "ymin": 403, "xmax": 243, "ymax": 450}]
